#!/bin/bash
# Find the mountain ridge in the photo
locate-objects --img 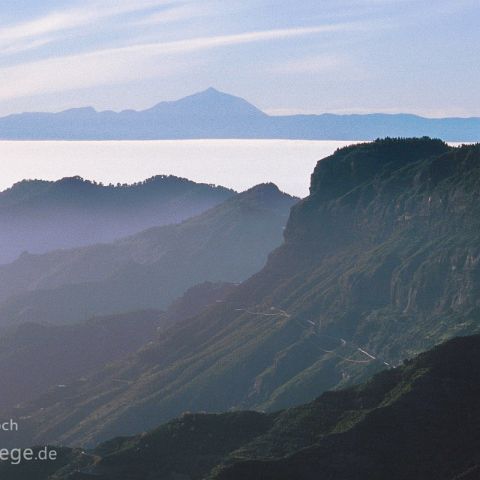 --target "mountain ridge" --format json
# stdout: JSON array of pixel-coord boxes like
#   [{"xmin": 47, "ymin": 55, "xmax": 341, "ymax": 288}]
[
  {"xmin": 0, "ymin": 174, "xmax": 234, "ymax": 264},
  {"xmin": 0, "ymin": 183, "xmax": 297, "ymax": 325},
  {"xmin": 0, "ymin": 88, "xmax": 478, "ymax": 141}
]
